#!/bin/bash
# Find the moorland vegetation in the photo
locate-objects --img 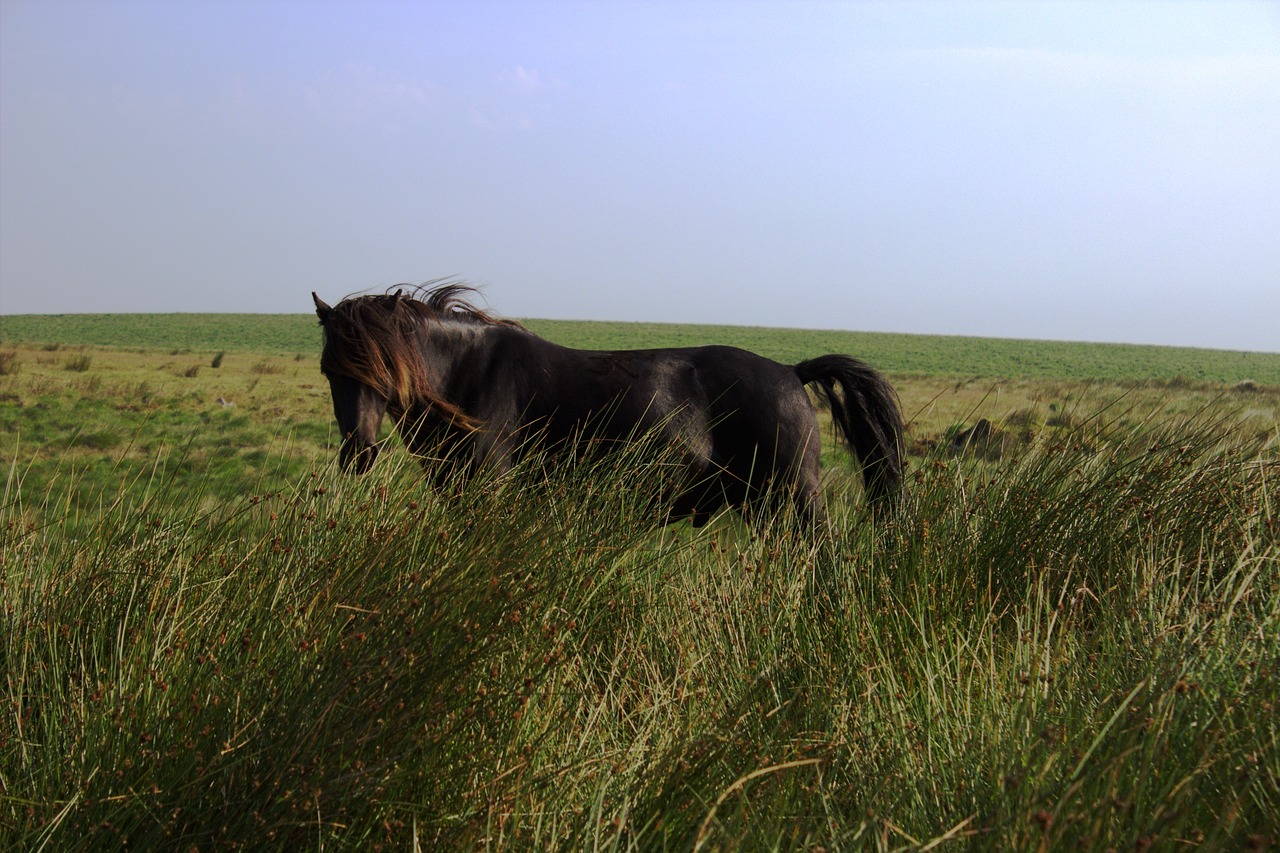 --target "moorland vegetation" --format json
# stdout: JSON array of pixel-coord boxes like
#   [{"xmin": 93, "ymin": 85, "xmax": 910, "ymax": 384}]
[{"xmin": 1, "ymin": 315, "xmax": 1277, "ymax": 849}]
